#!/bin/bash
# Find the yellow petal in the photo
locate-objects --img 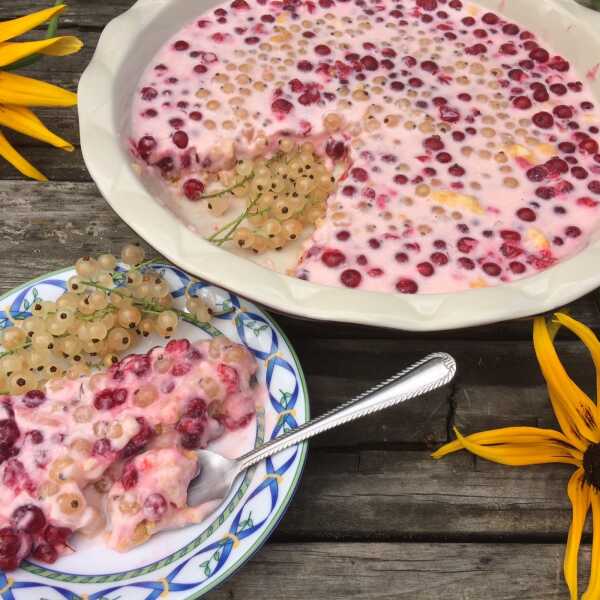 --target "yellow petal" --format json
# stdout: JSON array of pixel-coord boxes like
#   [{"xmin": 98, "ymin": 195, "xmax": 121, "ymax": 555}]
[
  {"xmin": 0, "ymin": 5, "xmax": 65, "ymax": 44},
  {"xmin": 534, "ymin": 316, "xmax": 600, "ymax": 446},
  {"xmin": 564, "ymin": 469, "xmax": 591, "ymax": 600},
  {"xmin": 555, "ymin": 312, "xmax": 600, "ymax": 409},
  {"xmin": 431, "ymin": 439, "xmax": 465, "ymax": 458},
  {"xmin": 0, "ymin": 36, "xmax": 83, "ymax": 68},
  {"xmin": 548, "ymin": 308, "xmax": 569, "ymax": 341},
  {"xmin": 432, "ymin": 426, "xmax": 577, "ymax": 459},
  {"xmin": 547, "ymin": 383, "xmax": 590, "ymax": 453},
  {"xmin": 448, "ymin": 428, "xmax": 581, "ymax": 466},
  {"xmin": 25, "ymin": 36, "xmax": 82, "ymax": 57},
  {"xmin": 0, "ymin": 105, "xmax": 73, "ymax": 151},
  {"xmin": 583, "ymin": 488, "xmax": 600, "ymax": 600},
  {"xmin": 0, "ymin": 129, "xmax": 47, "ymax": 181},
  {"xmin": 0, "ymin": 71, "xmax": 76, "ymax": 107}
]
